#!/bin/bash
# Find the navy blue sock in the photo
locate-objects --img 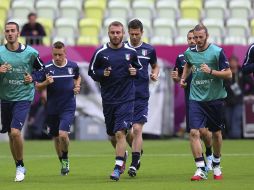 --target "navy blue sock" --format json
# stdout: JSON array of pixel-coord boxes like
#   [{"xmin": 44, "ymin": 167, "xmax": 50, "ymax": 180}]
[
  {"xmin": 16, "ymin": 160, "xmax": 24, "ymax": 167},
  {"xmin": 131, "ymin": 152, "xmax": 141, "ymax": 168},
  {"xmin": 62, "ymin": 151, "xmax": 68, "ymax": 159},
  {"xmin": 205, "ymin": 147, "xmax": 212, "ymax": 157}
]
